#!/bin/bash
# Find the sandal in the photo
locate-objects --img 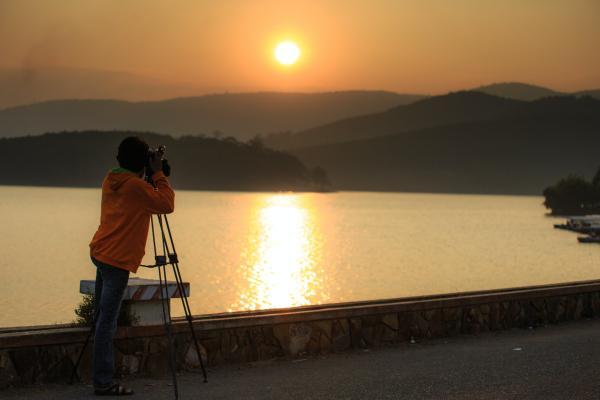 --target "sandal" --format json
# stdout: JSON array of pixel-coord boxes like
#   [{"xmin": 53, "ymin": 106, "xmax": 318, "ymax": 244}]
[{"xmin": 94, "ymin": 383, "xmax": 135, "ymax": 396}]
